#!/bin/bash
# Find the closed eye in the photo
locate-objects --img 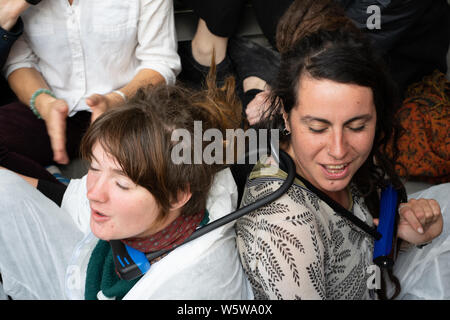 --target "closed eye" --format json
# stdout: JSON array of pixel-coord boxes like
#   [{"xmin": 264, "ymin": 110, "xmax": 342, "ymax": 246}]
[
  {"xmin": 115, "ymin": 182, "xmax": 130, "ymax": 190},
  {"xmin": 88, "ymin": 165, "xmax": 100, "ymax": 172},
  {"xmin": 308, "ymin": 127, "xmax": 327, "ymax": 133},
  {"xmin": 348, "ymin": 125, "xmax": 366, "ymax": 132}
]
